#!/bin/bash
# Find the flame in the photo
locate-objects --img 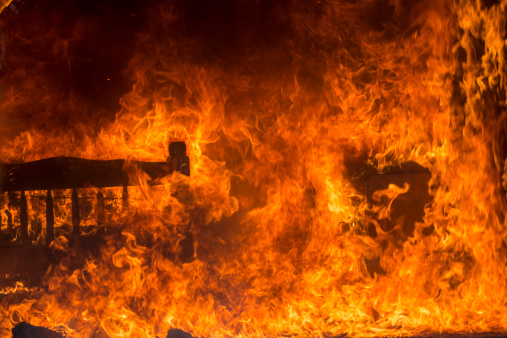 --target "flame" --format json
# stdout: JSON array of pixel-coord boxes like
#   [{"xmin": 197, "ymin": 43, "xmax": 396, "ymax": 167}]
[
  {"xmin": 1, "ymin": 0, "xmax": 507, "ymax": 337},
  {"xmin": 0, "ymin": 0, "xmax": 11, "ymax": 16}
]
